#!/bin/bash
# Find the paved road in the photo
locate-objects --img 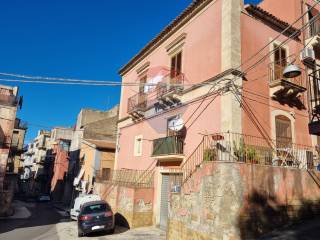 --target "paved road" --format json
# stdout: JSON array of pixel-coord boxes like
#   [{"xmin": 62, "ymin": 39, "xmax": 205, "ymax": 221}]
[
  {"xmin": 259, "ymin": 218, "xmax": 320, "ymax": 240},
  {"xmin": 0, "ymin": 201, "xmax": 165, "ymax": 240},
  {"xmin": 0, "ymin": 202, "xmax": 66, "ymax": 240}
]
